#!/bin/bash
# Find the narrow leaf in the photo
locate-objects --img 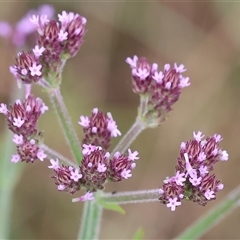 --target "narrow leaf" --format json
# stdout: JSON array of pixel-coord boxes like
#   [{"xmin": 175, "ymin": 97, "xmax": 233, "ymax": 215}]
[
  {"xmin": 132, "ymin": 228, "xmax": 145, "ymax": 240},
  {"xmin": 97, "ymin": 198, "xmax": 125, "ymax": 214}
]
